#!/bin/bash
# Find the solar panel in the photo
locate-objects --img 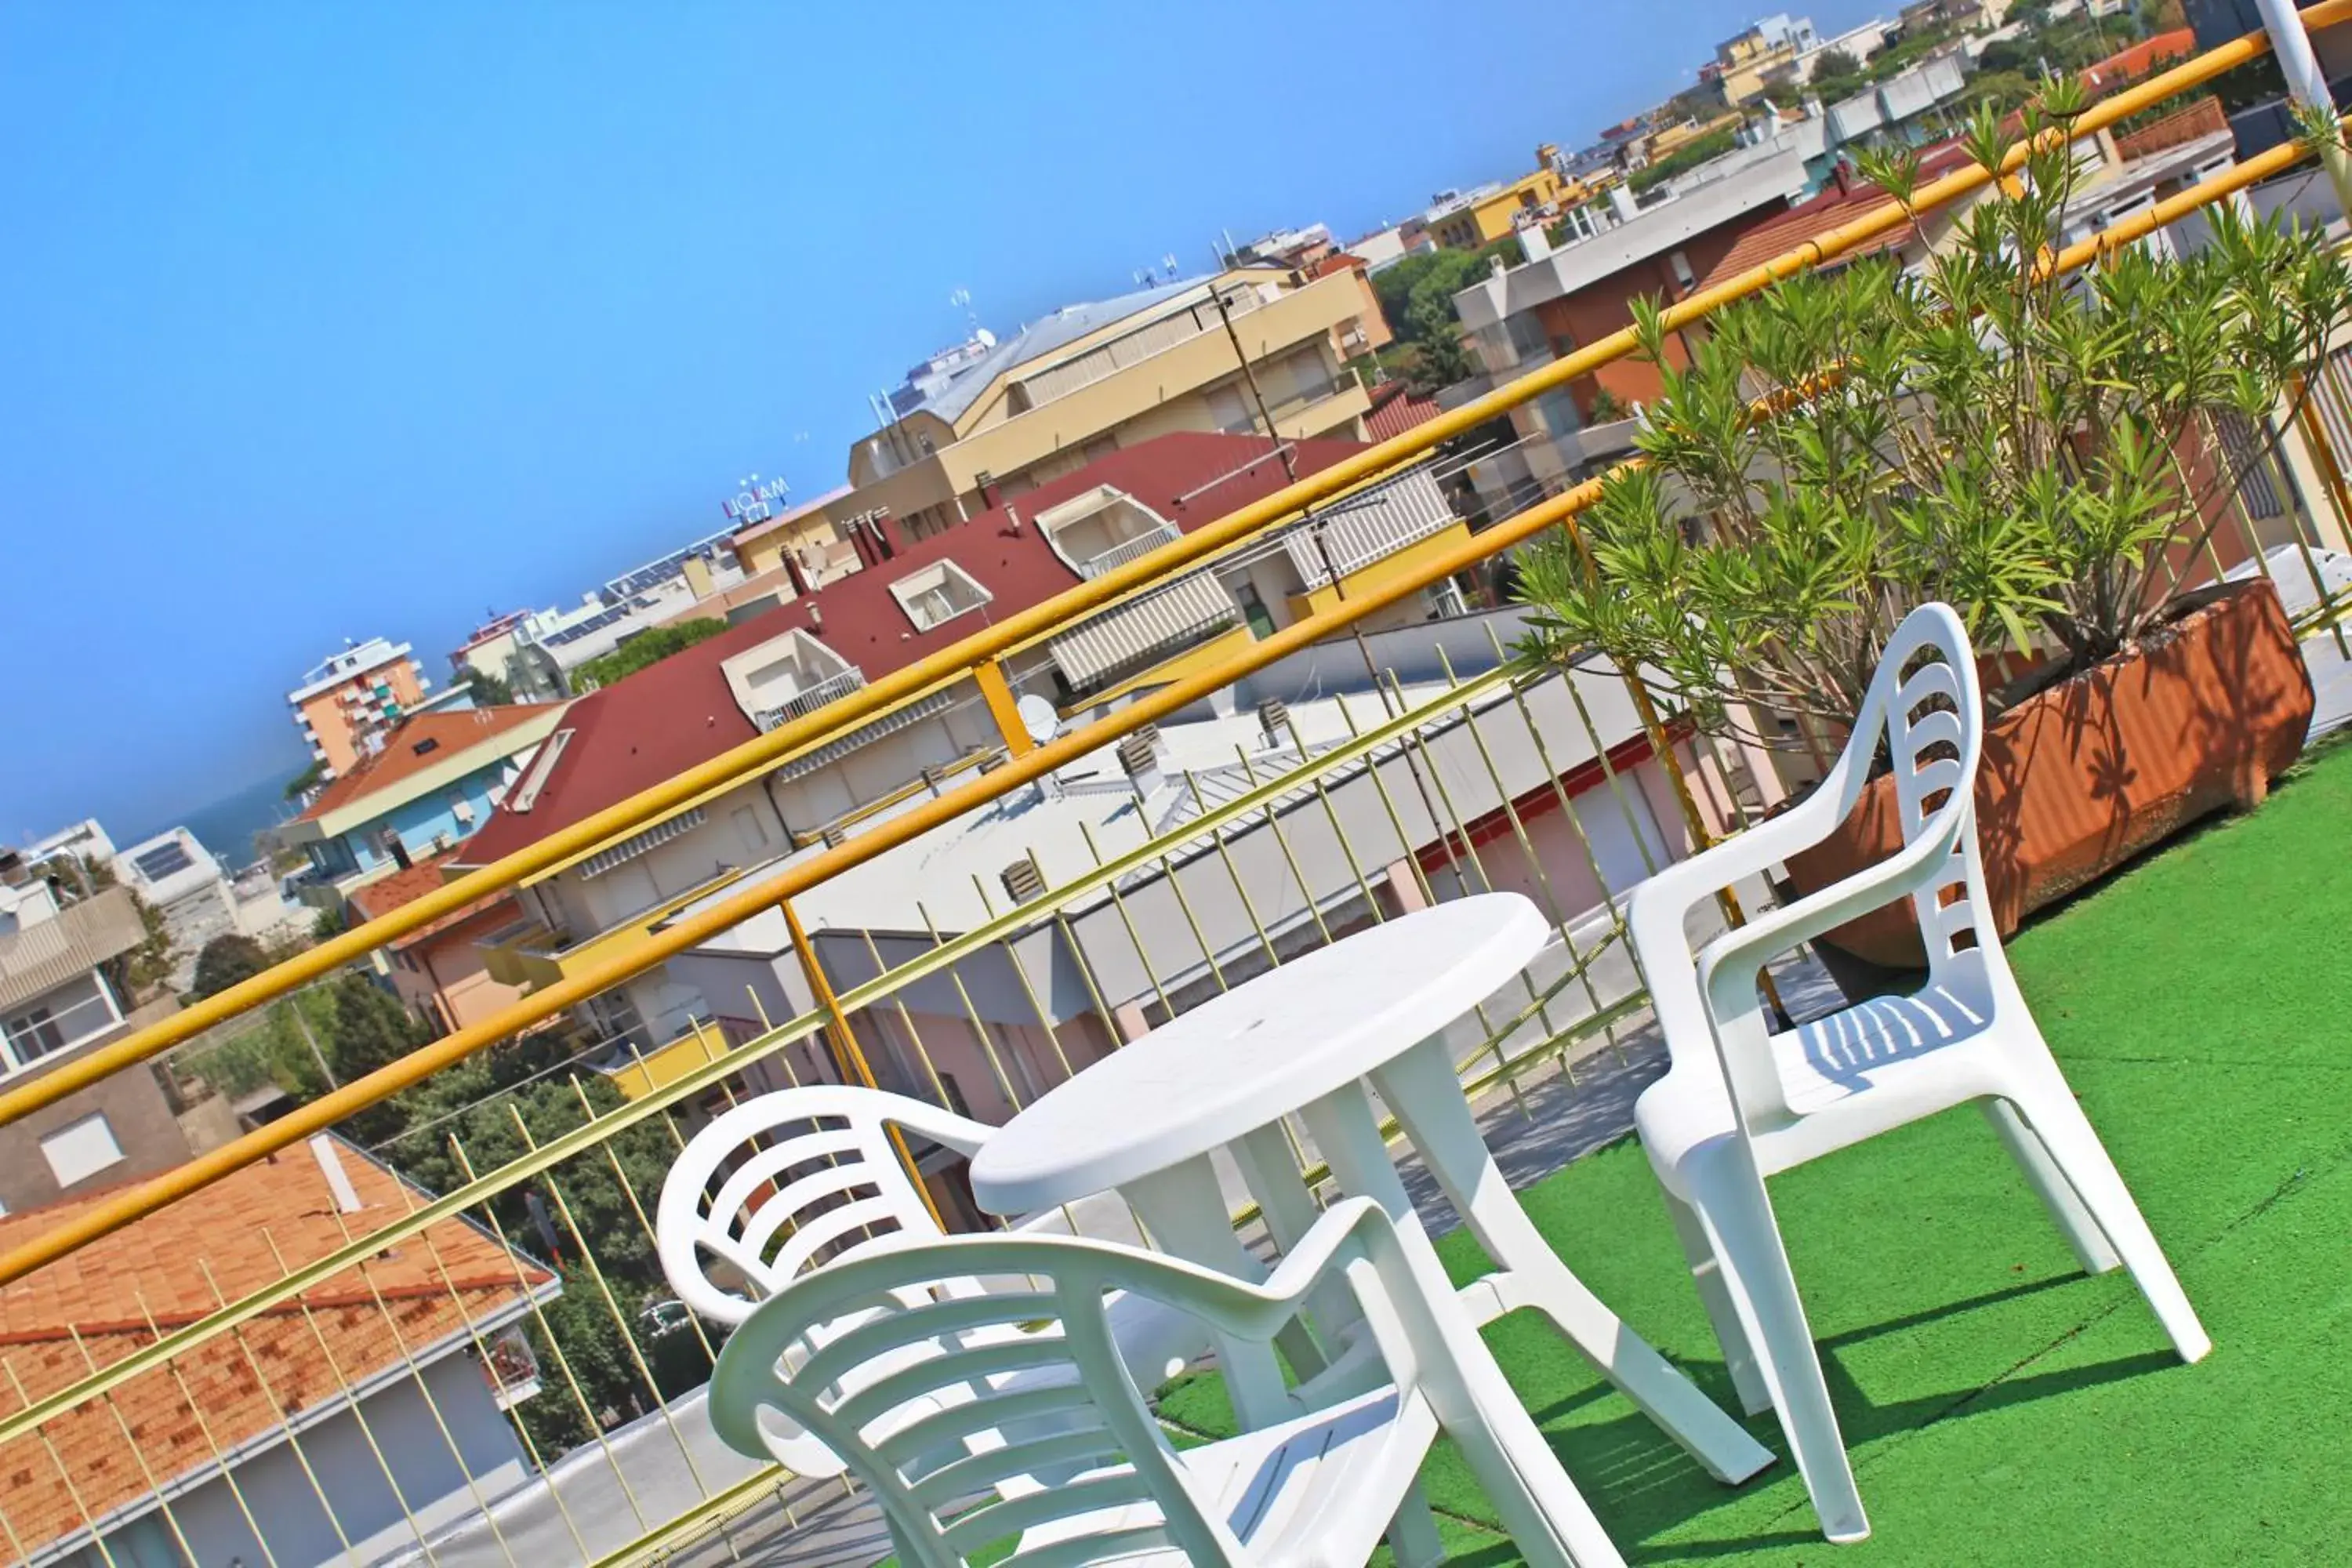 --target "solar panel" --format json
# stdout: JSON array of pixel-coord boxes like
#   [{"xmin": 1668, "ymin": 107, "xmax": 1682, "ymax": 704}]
[{"xmin": 132, "ymin": 841, "xmax": 195, "ymax": 881}]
